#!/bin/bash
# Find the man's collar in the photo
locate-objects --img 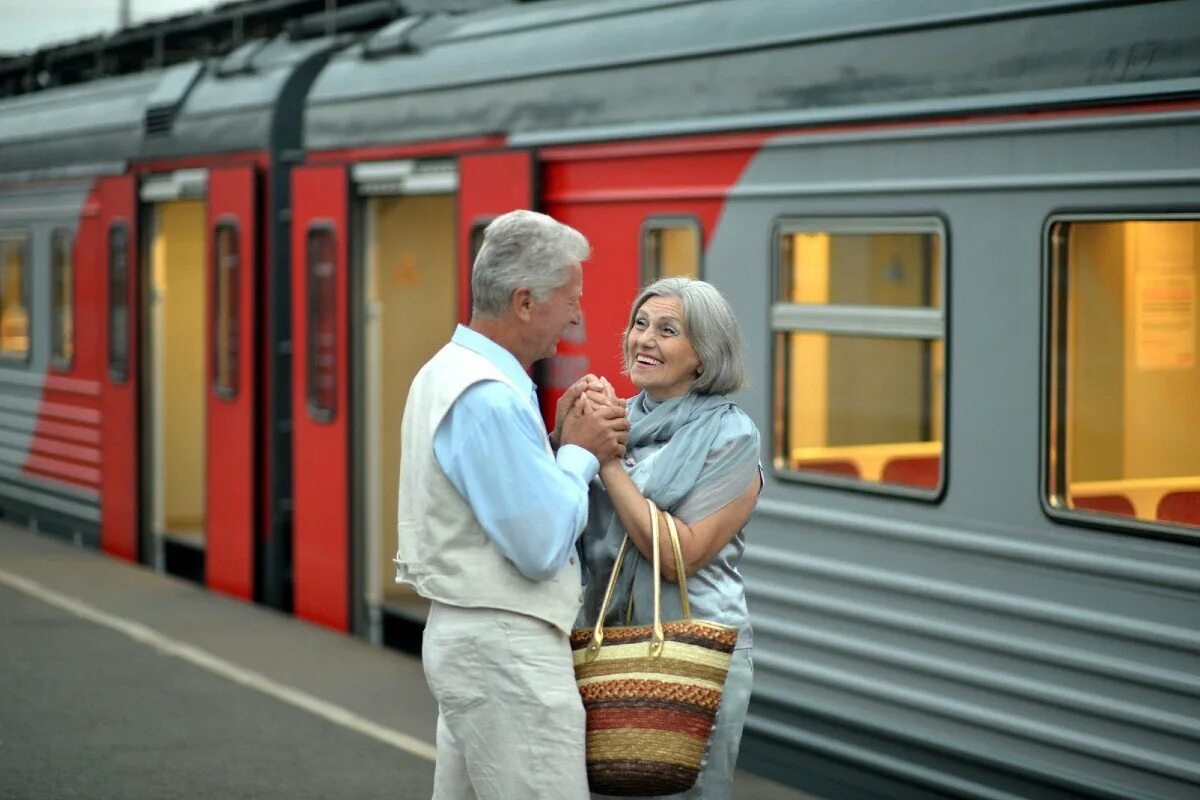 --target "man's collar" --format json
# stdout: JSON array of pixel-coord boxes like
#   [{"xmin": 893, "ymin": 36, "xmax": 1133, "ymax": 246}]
[{"xmin": 451, "ymin": 324, "xmax": 535, "ymax": 396}]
